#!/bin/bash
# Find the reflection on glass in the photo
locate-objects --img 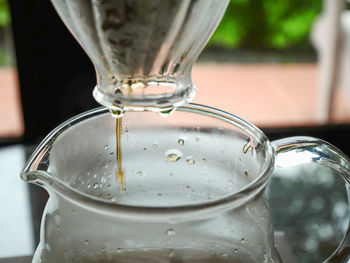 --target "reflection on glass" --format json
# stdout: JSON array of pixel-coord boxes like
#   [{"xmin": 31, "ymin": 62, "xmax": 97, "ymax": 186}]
[{"xmin": 267, "ymin": 164, "xmax": 349, "ymax": 263}]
